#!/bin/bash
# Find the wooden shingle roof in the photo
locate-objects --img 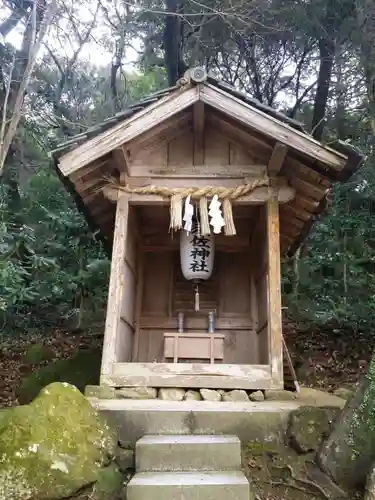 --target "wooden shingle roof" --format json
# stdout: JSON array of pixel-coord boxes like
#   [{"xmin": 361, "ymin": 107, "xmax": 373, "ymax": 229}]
[{"xmin": 51, "ymin": 68, "xmax": 364, "ymax": 256}]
